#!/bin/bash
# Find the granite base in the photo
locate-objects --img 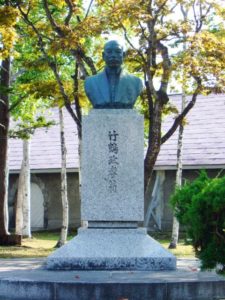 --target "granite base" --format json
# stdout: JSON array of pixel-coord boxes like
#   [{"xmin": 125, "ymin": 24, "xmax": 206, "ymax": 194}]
[{"xmin": 46, "ymin": 228, "xmax": 176, "ymax": 271}]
